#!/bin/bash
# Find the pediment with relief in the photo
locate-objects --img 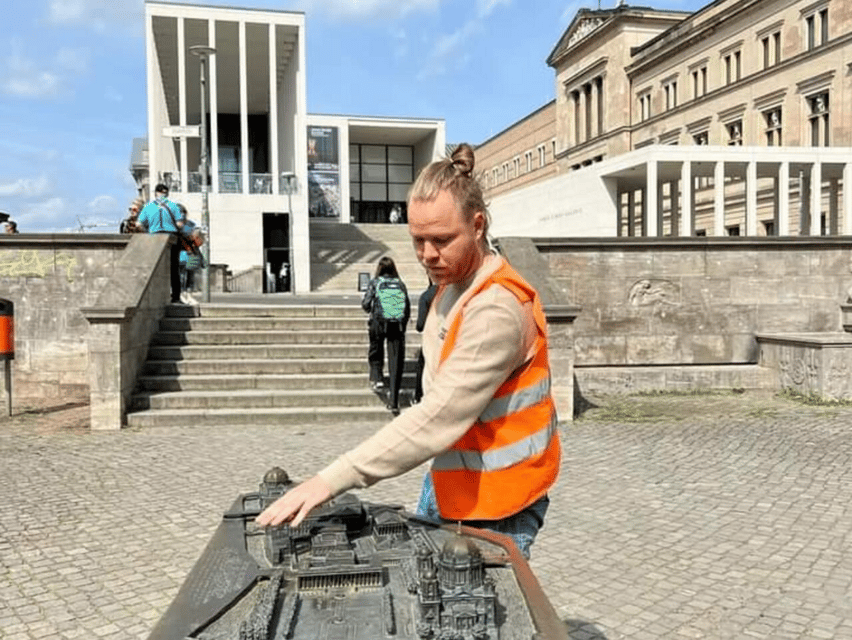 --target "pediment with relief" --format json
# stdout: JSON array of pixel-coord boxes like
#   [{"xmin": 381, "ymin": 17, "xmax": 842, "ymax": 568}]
[{"xmin": 568, "ymin": 17, "xmax": 606, "ymax": 47}]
